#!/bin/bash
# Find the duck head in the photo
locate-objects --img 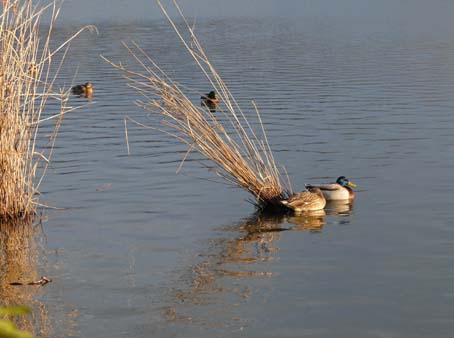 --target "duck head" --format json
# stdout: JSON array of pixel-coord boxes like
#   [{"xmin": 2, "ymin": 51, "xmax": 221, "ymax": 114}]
[
  {"xmin": 336, "ymin": 176, "xmax": 356, "ymax": 188},
  {"xmin": 207, "ymin": 91, "xmax": 216, "ymax": 99}
]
